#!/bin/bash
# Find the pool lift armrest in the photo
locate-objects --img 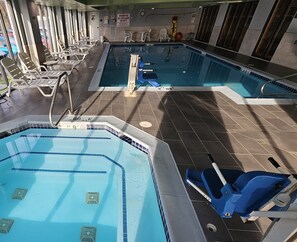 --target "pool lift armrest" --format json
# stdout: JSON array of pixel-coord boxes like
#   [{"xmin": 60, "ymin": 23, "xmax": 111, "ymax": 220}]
[{"xmin": 245, "ymin": 157, "xmax": 297, "ymax": 222}]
